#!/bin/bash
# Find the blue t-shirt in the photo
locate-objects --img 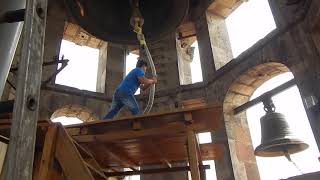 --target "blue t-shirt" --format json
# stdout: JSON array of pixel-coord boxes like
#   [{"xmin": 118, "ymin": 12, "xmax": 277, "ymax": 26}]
[{"xmin": 116, "ymin": 68, "xmax": 145, "ymax": 95}]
